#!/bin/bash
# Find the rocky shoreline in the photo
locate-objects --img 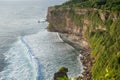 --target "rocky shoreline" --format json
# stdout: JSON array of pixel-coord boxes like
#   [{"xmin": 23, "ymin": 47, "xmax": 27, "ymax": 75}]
[
  {"xmin": 59, "ymin": 33, "xmax": 94, "ymax": 80},
  {"xmin": 47, "ymin": 5, "xmax": 94, "ymax": 80}
]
